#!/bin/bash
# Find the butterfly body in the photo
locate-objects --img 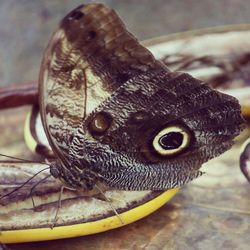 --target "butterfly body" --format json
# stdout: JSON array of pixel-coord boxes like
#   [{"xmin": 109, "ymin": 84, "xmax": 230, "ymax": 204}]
[{"xmin": 39, "ymin": 4, "xmax": 244, "ymax": 191}]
